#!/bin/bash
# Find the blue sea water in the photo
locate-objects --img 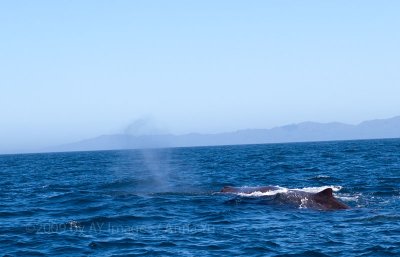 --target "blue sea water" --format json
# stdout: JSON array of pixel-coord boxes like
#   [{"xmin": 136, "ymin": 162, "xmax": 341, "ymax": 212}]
[{"xmin": 0, "ymin": 139, "xmax": 399, "ymax": 256}]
